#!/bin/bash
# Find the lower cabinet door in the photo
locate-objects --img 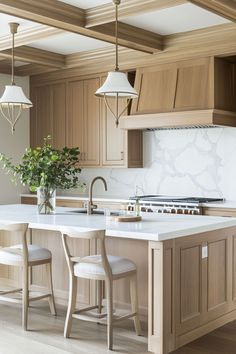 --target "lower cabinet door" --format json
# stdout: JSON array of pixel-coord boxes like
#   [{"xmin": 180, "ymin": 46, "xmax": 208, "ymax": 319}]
[
  {"xmin": 175, "ymin": 229, "xmax": 232, "ymax": 336},
  {"xmin": 175, "ymin": 239, "xmax": 204, "ymax": 335}
]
